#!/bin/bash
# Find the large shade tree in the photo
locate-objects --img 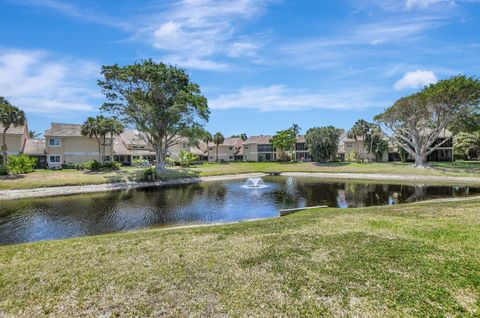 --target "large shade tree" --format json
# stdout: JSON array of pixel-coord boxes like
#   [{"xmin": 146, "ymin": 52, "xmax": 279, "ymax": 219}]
[
  {"xmin": 98, "ymin": 60, "xmax": 209, "ymax": 170},
  {"xmin": 305, "ymin": 126, "xmax": 342, "ymax": 163},
  {"xmin": 0, "ymin": 97, "xmax": 26, "ymax": 165},
  {"xmin": 375, "ymin": 75, "xmax": 480, "ymax": 168}
]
